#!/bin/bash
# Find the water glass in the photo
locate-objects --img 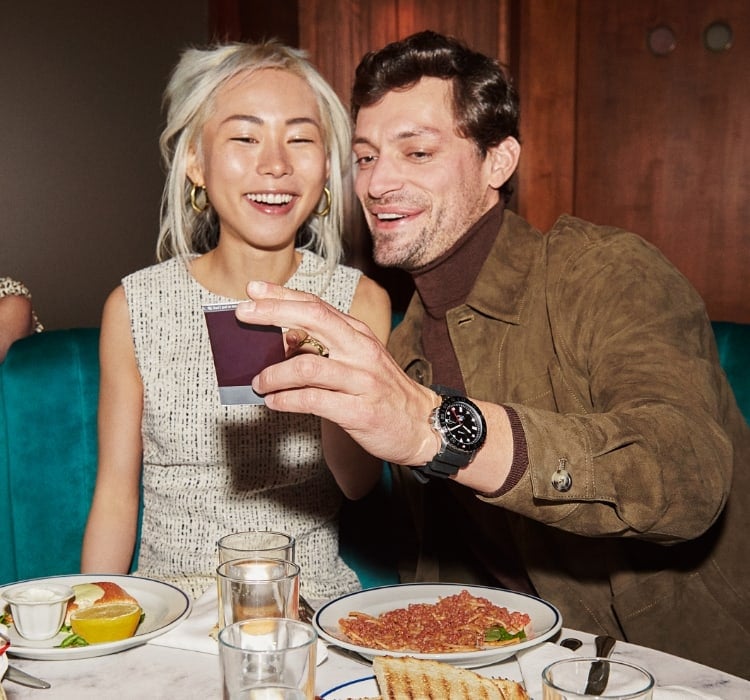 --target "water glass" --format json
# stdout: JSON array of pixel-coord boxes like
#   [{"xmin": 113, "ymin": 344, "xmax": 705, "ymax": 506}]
[
  {"xmin": 218, "ymin": 618, "xmax": 316, "ymax": 700},
  {"xmin": 217, "ymin": 558, "xmax": 300, "ymax": 628},
  {"xmin": 218, "ymin": 531, "xmax": 296, "ymax": 564},
  {"xmin": 542, "ymin": 657, "xmax": 655, "ymax": 699}
]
